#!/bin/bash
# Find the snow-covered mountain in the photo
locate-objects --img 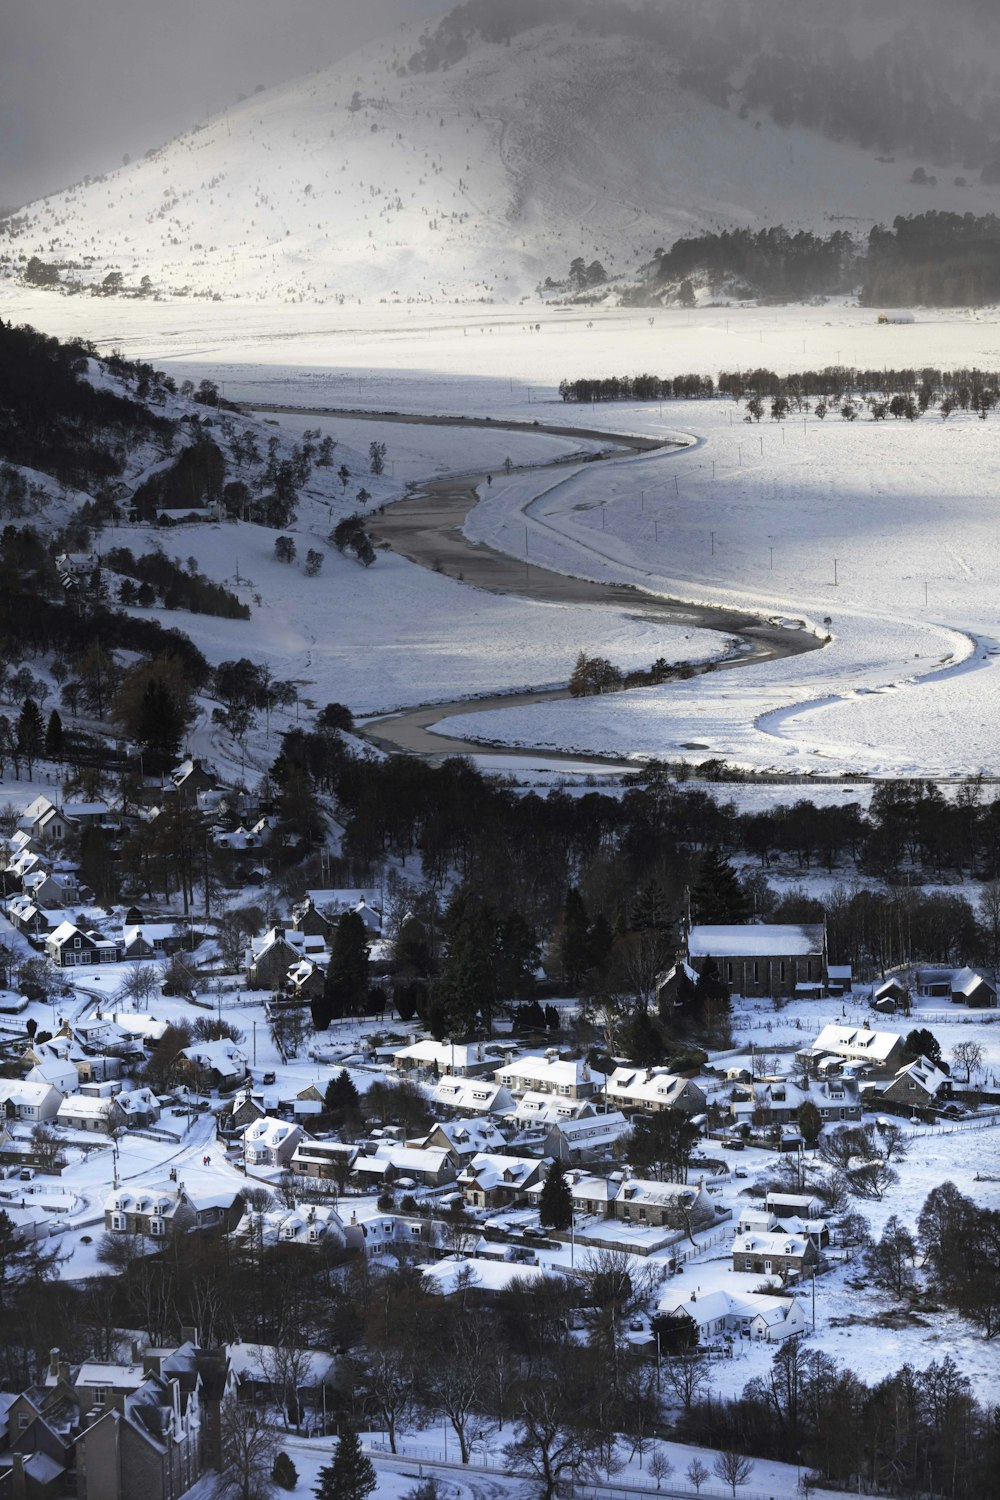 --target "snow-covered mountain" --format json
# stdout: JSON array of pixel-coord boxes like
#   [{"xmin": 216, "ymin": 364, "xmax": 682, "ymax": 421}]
[{"xmin": 4, "ymin": 2, "xmax": 1000, "ymax": 305}]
